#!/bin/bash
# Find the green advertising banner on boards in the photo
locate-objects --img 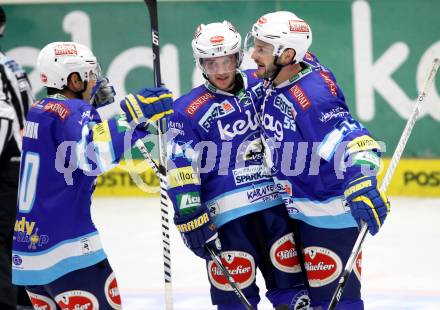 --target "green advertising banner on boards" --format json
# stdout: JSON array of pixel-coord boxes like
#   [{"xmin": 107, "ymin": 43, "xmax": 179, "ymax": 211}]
[{"xmin": 2, "ymin": 0, "xmax": 440, "ymax": 158}]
